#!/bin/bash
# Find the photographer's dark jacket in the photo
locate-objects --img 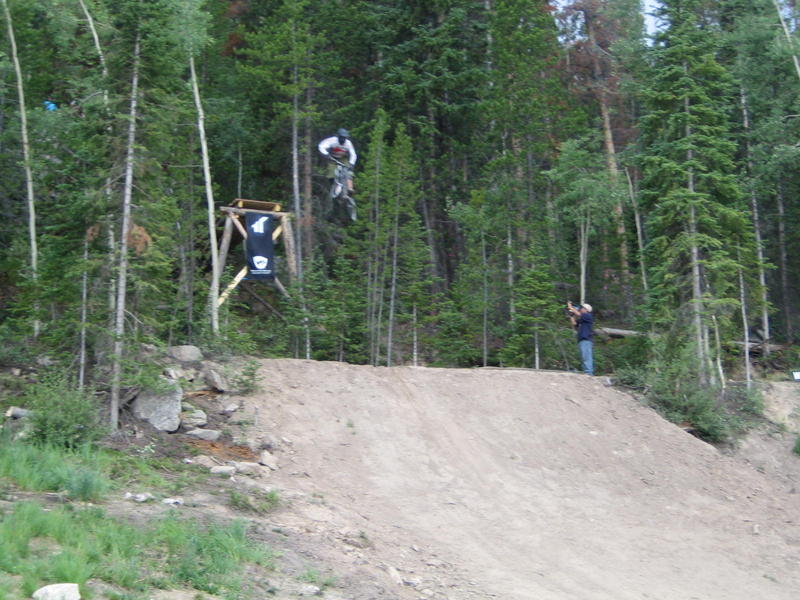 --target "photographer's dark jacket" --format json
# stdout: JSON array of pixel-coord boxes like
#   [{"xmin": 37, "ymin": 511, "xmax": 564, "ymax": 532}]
[{"xmin": 575, "ymin": 312, "xmax": 594, "ymax": 341}]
